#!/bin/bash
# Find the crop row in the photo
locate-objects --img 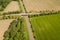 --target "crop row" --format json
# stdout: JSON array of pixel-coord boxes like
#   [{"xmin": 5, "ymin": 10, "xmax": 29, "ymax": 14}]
[{"xmin": 28, "ymin": 11, "xmax": 60, "ymax": 18}]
